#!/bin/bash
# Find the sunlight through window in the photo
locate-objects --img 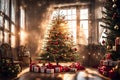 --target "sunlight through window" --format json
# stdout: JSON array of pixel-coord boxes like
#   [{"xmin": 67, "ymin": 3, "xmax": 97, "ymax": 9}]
[{"xmin": 80, "ymin": 9, "xmax": 88, "ymax": 45}]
